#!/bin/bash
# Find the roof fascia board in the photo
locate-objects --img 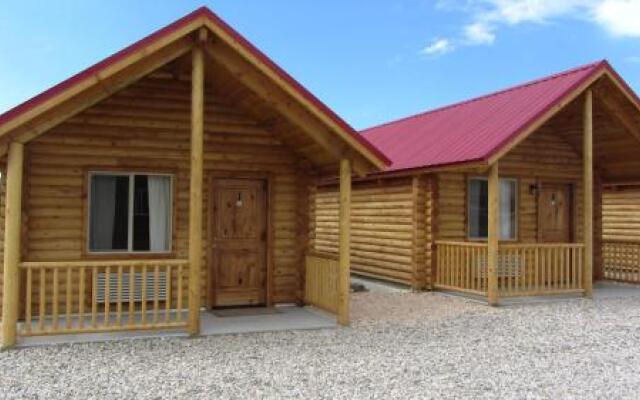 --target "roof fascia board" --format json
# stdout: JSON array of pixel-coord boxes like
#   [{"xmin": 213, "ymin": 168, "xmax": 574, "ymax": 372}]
[
  {"xmin": 485, "ymin": 68, "xmax": 607, "ymax": 166},
  {"xmin": 0, "ymin": 18, "xmax": 203, "ymax": 140},
  {"xmin": 13, "ymin": 37, "xmax": 194, "ymax": 146},
  {"xmin": 201, "ymin": 17, "xmax": 388, "ymax": 170},
  {"xmin": 601, "ymin": 69, "xmax": 640, "ymax": 118},
  {"xmin": 317, "ymin": 160, "xmax": 489, "ymax": 184}
]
